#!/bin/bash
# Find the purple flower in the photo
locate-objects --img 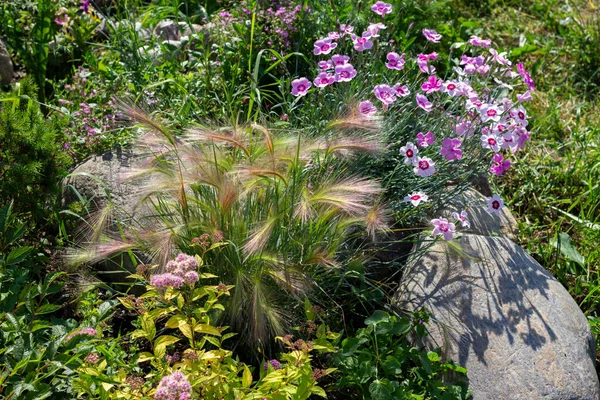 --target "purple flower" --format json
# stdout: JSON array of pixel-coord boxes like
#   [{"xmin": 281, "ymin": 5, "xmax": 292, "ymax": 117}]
[
  {"xmin": 422, "ymin": 29, "xmax": 442, "ymax": 43},
  {"xmin": 385, "ymin": 52, "xmax": 405, "ymax": 70},
  {"xmin": 414, "ymin": 157, "xmax": 436, "ymax": 177},
  {"xmin": 517, "ymin": 63, "xmax": 535, "ymax": 90},
  {"xmin": 373, "ymin": 84, "xmax": 396, "ymax": 105},
  {"xmin": 350, "ymin": 32, "xmax": 373, "ymax": 51},
  {"xmin": 371, "ymin": 1, "xmax": 393, "ymax": 16},
  {"xmin": 469, "ymin": 35, "xmax": 492, "ymax": 48},
  {"xmin": 490, "ymin": 153, "xmax": 511, "ymax": 176},
  {"xmin": 416, "ymin": 131, "xmax": 434, "ymax": 147},
  {"xmin": 432, "ymin": 218, "xmax": 456, "ymax": 240},
  {"xmin": 417, "ymin": 52, "xmax": 437, "ymax": 74},
  {"xmin": 80, "ymin": 0, "xmax": 91, "ymax": 14},
  {"xmin": 416, "ymin": 94, "xmax": 433, "ymax": 112},
  {"xmin": 313, "ymin": 38, "xmax": 337, "ymax": 55},
  {"xmin": 318, "ymin": 60, "xmax": 333, "ymax": 70},
  {"xmin": 517, "ymin": 91, "xmax": 533, "ymax": 102},
  {"xmin": 359, "ymin": 101, "xmax": 377, "ymax": 116},
  {"xmin": 393, "ymin": 84, "xmax": 410, "ymax": 97},
  {"xmin": 314, "ymin": 72, "xmax": 335, "ymax": 87},
  {"xmin": 421, "ymin": 75, "xmax": 443, "ymax": 94},
  {"xmin": 151, "ymin": 273, "xmax": 185, "ymax": 289},
  {"xmin": 440, "ymin": 138, "xmax": 463, "ymax": 161},
  {"xmin": 263, "ymin": 359, "xmax": 282, "ymax": 371},
  {"xmin": 367, "ymin": 22, "xmax": 386, "ymax": 37},
  {"xmin": 334, "ymin": 64, "xmax": 357, "ymax": 82},
  {"xmin": 291, "ymin": 78, "xmax": 311, "ymax": 97}
]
